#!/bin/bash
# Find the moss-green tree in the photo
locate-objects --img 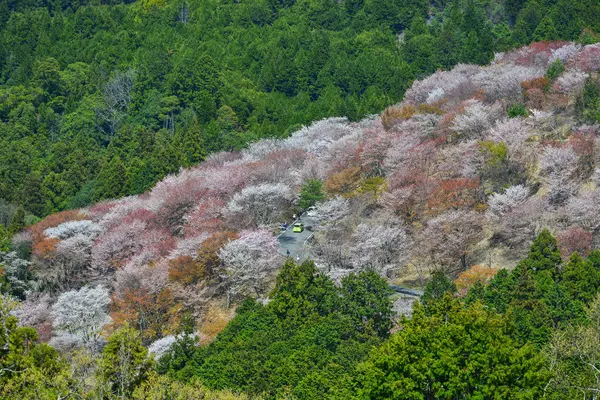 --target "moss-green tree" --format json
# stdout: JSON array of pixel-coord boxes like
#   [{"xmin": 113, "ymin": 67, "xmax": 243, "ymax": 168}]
[
  {"xmin": 356, "ymin": 296, "xmax": 549, "ymax": 399},
  {"xmin": 421, "ymin": 269, "xmax": 457, "ymax": 308},
  {"xmin": 94, "ymin": 156, "xmax": 130, "ymax": 201},
  {"xmin": 98, "ymin": 326, "xmax": 154, "ymax": 399},
  {"xmin": 517, "ymin": 229, "xmax": 562, "ymax": 276},
  {"xmin": 533, "ymin": 16, "xmax": 559, "ymax": 42},
  {"xmin": 298, "ymin": 179, "xmax": 325, "ymax": 210}
]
